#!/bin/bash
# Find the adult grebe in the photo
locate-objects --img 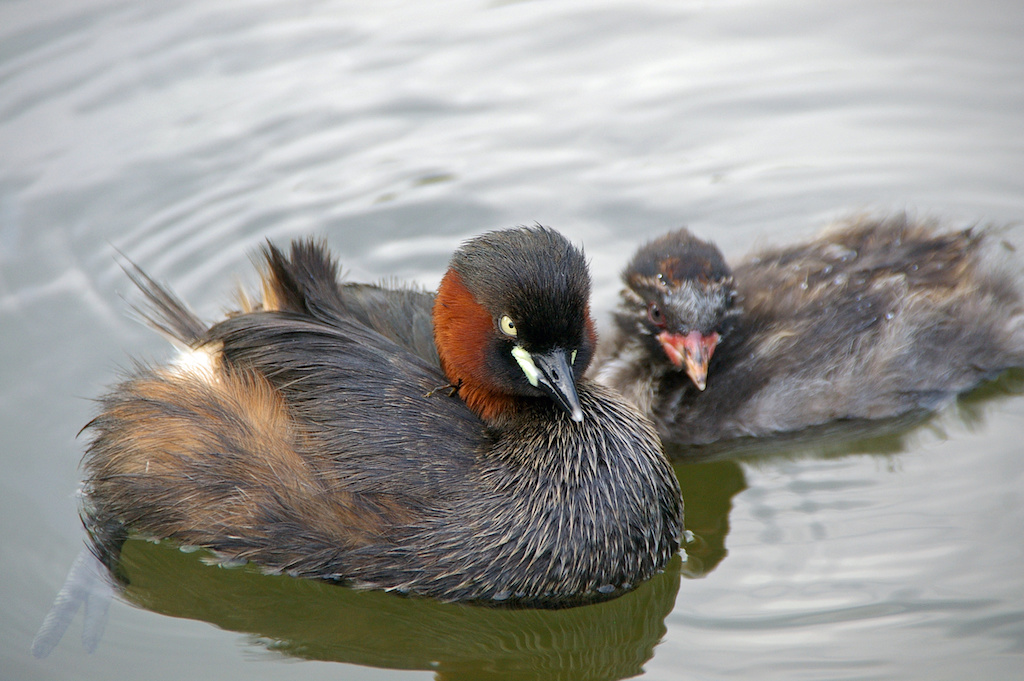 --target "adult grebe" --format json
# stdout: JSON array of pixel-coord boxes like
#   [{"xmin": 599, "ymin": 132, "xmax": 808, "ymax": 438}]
[{"xmin": 83, "ymin": 226, "xmax": 683, "ymax": 607}]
